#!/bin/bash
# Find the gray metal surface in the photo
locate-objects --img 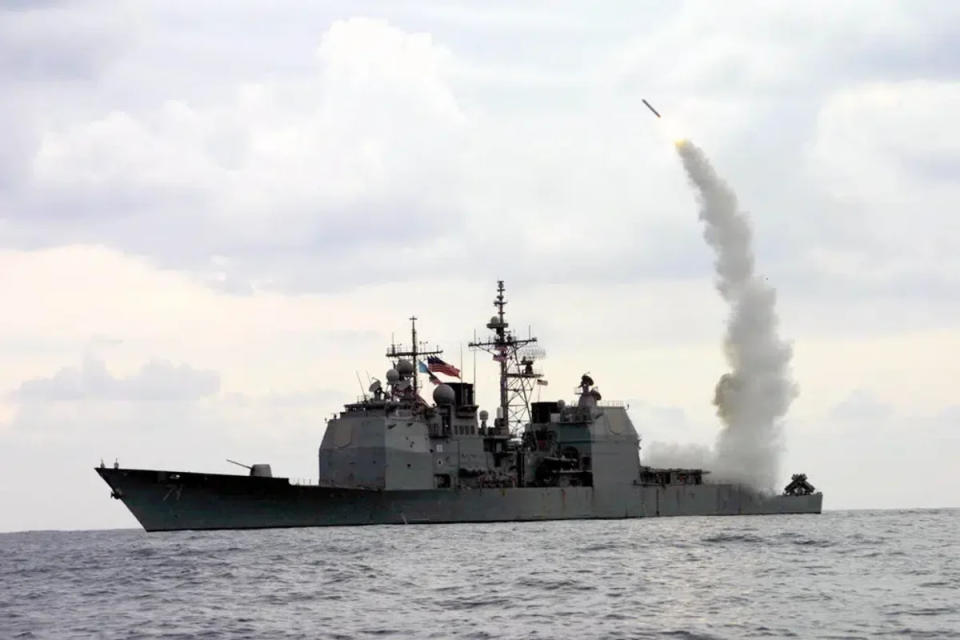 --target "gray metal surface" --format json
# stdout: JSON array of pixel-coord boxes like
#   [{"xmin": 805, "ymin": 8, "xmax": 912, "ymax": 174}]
[{"xmin": 97, "ymin": 467, "xmax": 822, "ymax": 532}]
